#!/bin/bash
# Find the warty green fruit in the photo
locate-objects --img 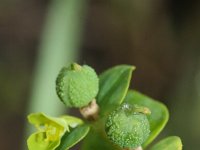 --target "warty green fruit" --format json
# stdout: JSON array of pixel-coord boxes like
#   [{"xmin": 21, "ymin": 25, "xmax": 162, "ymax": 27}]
[
  {"xmin": 56, "ymin": 63, "xmax": 99, "ymax": 108},
  {"xmin": 105, "ymin": 103, "xmax": 150, "ymax": 149}
]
